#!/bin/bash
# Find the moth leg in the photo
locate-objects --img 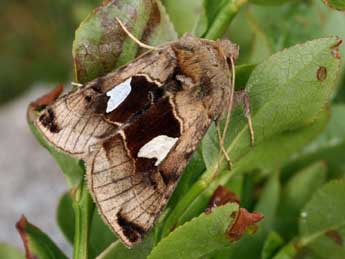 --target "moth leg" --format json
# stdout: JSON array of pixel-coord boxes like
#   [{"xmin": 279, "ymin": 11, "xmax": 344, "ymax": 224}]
[
  {"xmin": 233, "ymin": 90, "xmax": 255, "ymax": 146},
  {"xmin": 216, "ymin": 120, "xmax": 232, "ymax": 170}
]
